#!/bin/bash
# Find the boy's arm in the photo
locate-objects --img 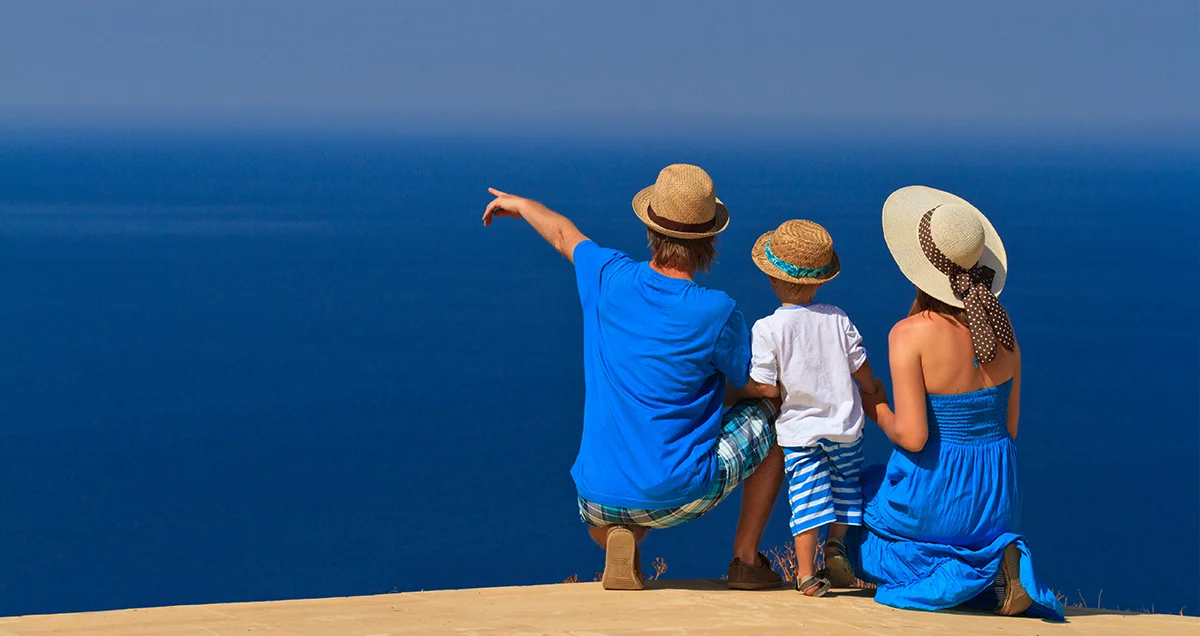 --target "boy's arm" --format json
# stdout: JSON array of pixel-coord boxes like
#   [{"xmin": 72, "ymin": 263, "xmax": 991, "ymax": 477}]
[
  {"xmin": 851, "ymin": 359, "xmax": 878, "ymax": 394},
  {"xmin": 852, "ymin": 359, "xmax": 890, "ymax": 425}
]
